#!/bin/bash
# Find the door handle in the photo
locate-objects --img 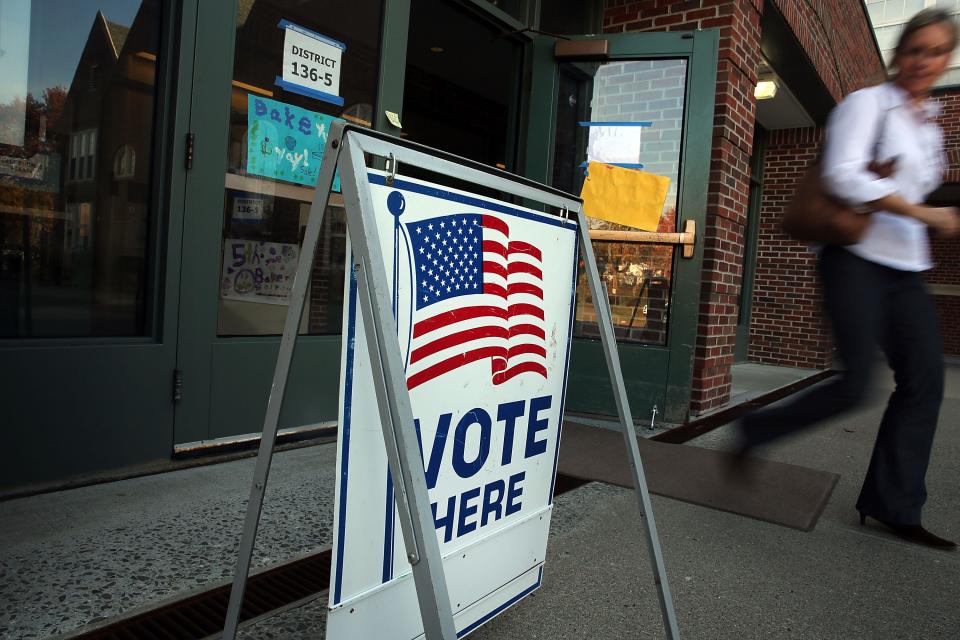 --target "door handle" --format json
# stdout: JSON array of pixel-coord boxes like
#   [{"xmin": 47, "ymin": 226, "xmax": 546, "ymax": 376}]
[{"xmin": 589, "ymin": 219, "xmax": 696, "ymax": 259}]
